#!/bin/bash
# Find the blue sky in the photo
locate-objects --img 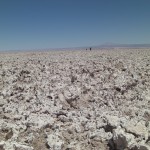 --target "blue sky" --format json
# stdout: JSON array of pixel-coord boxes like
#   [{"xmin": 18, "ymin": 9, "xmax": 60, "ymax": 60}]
[{"xmin": 0, "ymin": 0, "xmax": 150, "ymax": 50}]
